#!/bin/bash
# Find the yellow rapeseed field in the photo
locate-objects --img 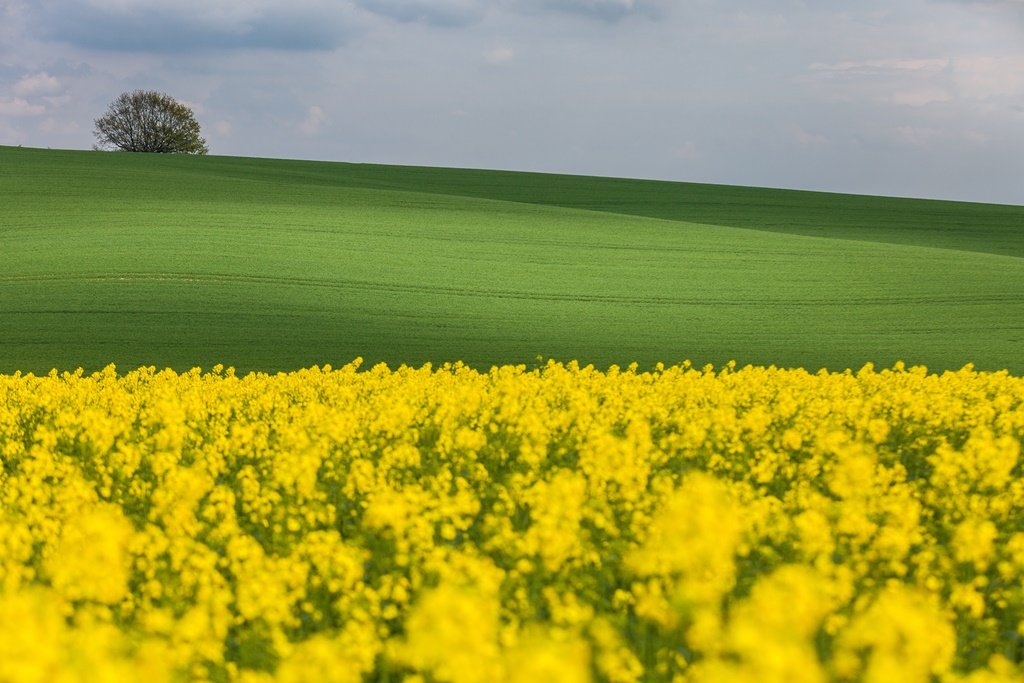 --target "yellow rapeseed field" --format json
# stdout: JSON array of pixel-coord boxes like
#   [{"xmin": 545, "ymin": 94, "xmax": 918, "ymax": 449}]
[{"xmin": 2, "ymin": 359, "xmax": 1024, "ymax": 683}]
